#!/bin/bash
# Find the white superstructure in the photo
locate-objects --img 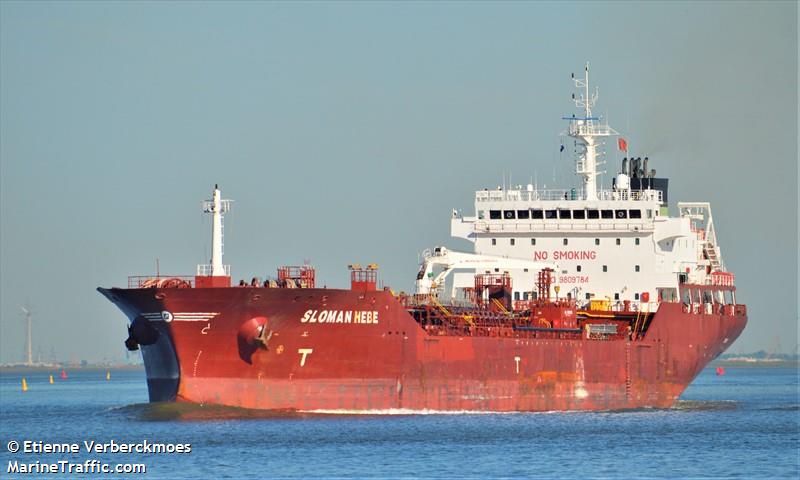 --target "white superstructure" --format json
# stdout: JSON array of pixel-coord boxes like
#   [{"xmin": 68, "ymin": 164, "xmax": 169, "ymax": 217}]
[{"xmin": 444, "ymin": 64, "xmax": 730, "ymax": 309}]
